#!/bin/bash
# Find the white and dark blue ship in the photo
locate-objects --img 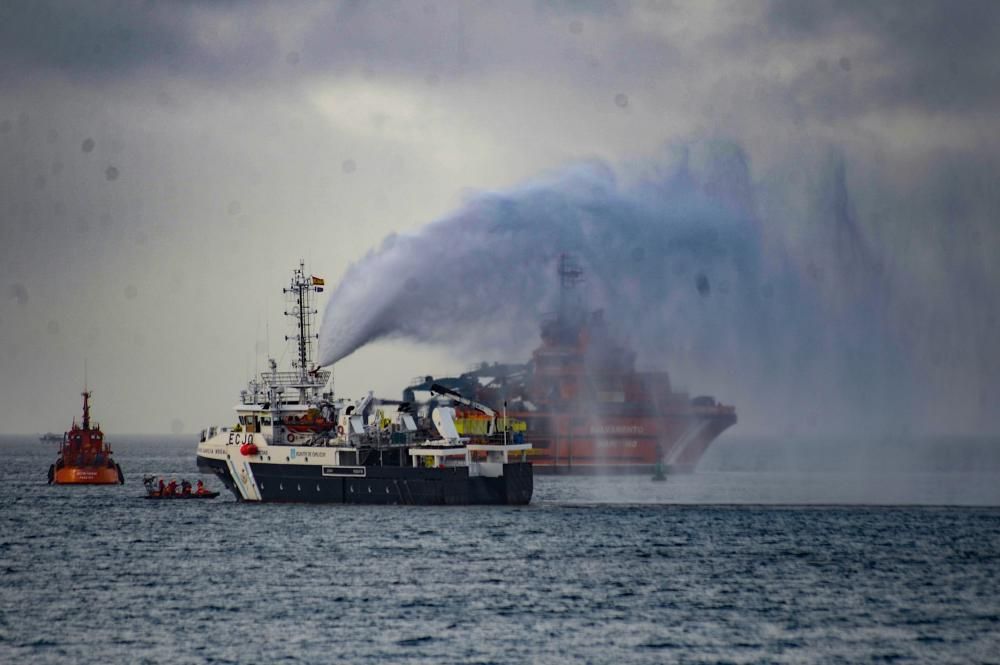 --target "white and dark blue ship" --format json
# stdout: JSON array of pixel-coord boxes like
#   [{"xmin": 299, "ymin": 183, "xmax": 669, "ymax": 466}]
[{"xmin": 195, "ymin": 262, "xmax": 533, "ymax": 505}]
